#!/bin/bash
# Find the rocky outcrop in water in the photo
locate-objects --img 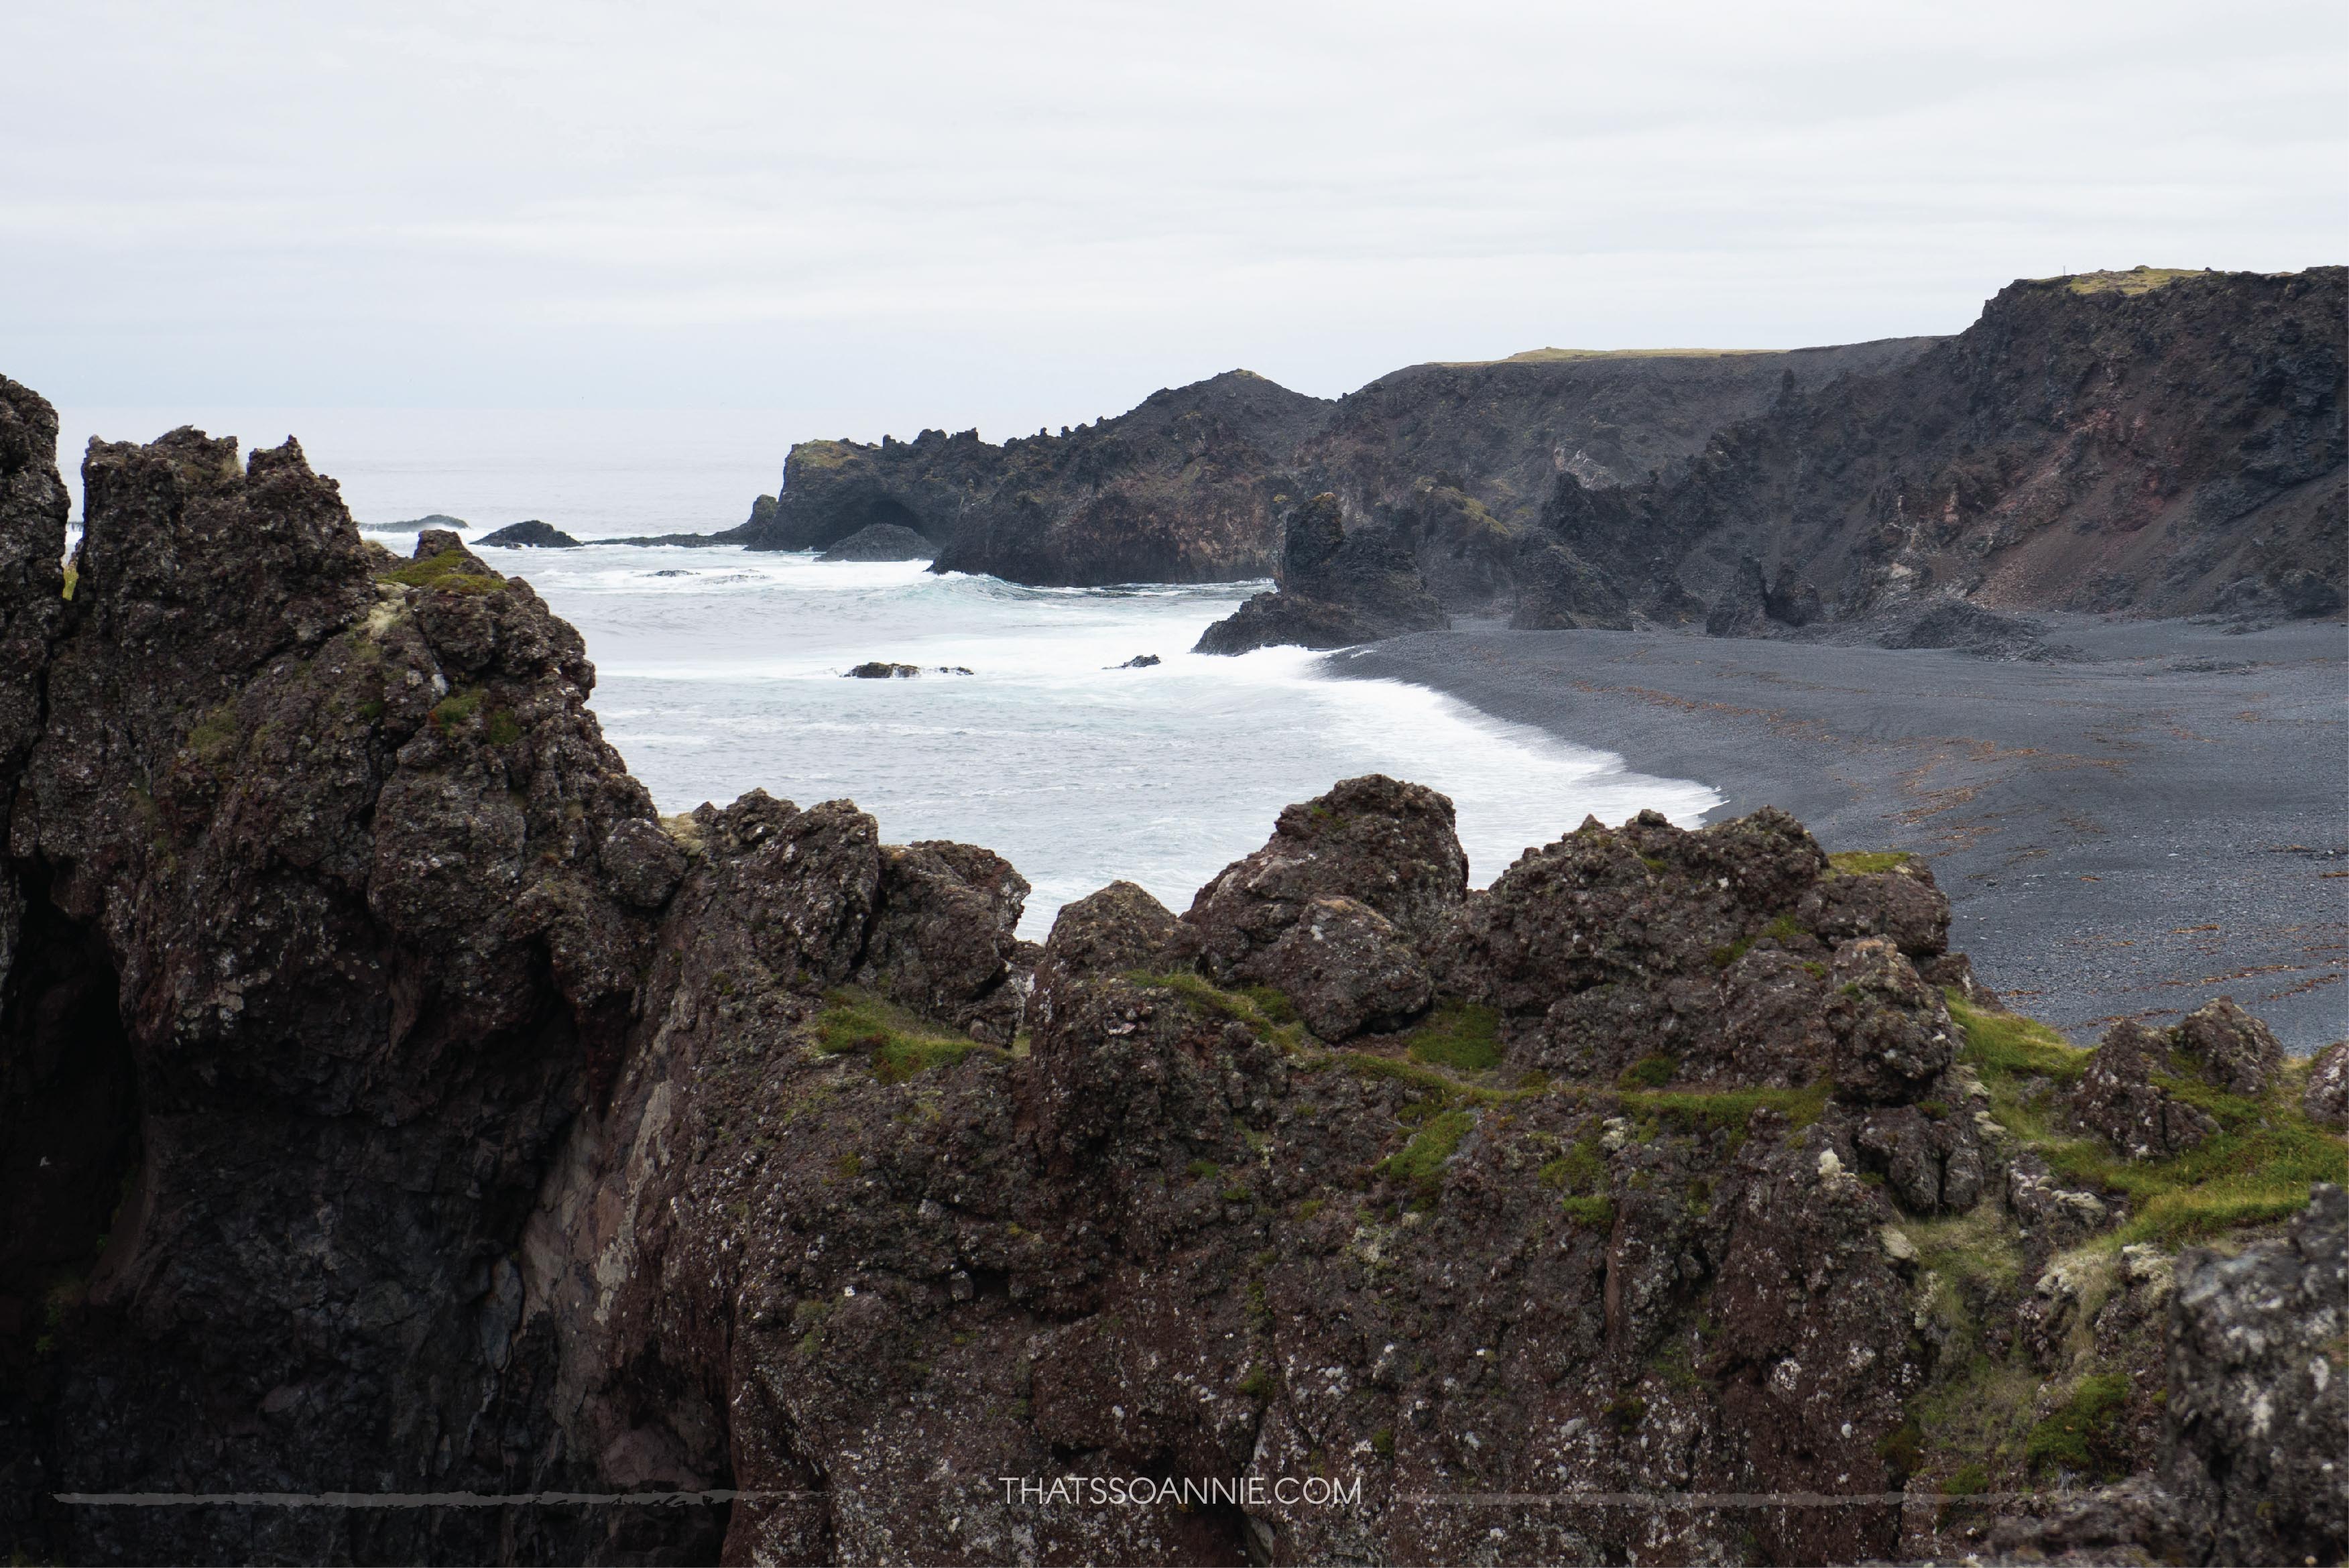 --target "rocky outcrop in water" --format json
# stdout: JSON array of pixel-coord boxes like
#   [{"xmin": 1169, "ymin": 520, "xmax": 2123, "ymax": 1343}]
[
  {"xmin": 1193, "ymin": 493, "xmax": 1448, "ymax": 653},
  {"xmin": 3, "ymin": 392, "xmax": 2341, "ymax": 1565},
  {"xmin": 724, "ymin": 371, "xmax": 1332, "ymax": 585},
  {"xmin": 476, "ymin": 519, "xmax": 582, "ymax": 548},
  {"xmin": 817, "ymin": 522, "xmax": 935, "ymax": 561}
]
